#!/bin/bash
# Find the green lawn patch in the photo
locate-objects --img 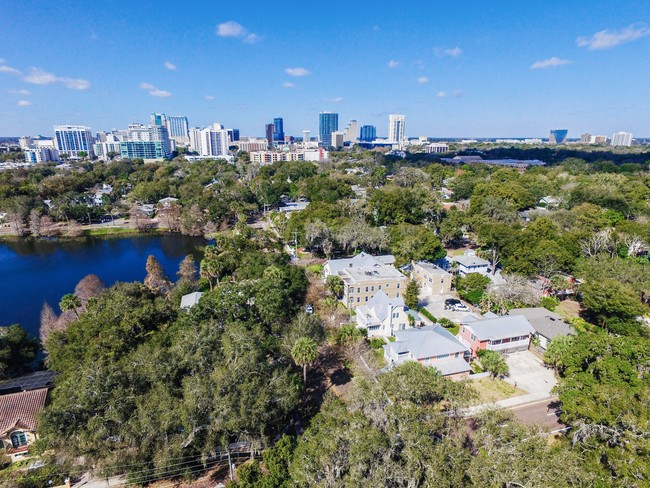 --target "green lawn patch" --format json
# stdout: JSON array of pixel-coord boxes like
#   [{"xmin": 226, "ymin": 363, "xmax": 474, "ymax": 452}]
[{"xmin": 469, "ymin": 377, "xmax": 527, "ymax": 404}]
